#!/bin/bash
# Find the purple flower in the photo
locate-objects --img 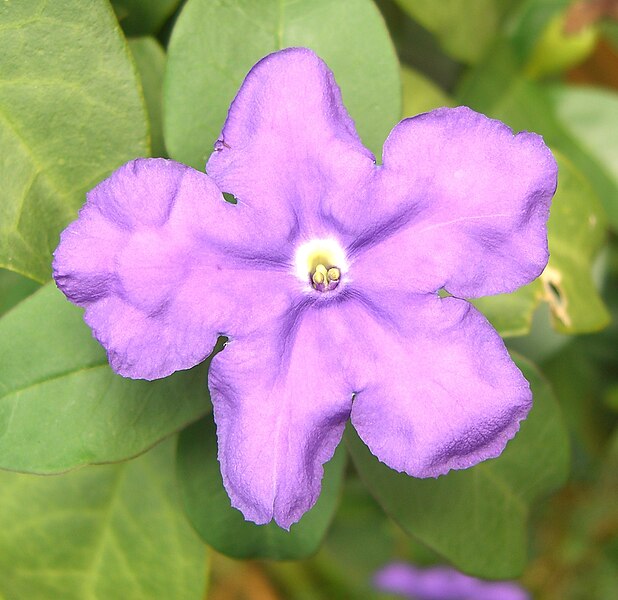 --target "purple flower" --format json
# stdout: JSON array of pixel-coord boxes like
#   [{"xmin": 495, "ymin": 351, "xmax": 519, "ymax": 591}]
[
  {"xmin": 53, "ymin": 48, "xmax": 557, "ymax": 528},
  {"xmin": 373, "ymin": 563, "xmax": 530, "ymax": 600}
]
